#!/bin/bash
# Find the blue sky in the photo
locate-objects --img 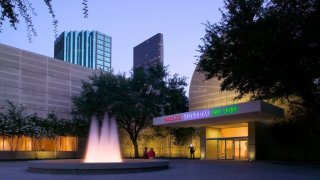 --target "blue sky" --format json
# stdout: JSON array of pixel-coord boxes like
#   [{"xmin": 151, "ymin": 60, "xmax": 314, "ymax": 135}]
[{"xmin": 0, "ymin": 0, "xmax": 224, "ymax": 95}]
